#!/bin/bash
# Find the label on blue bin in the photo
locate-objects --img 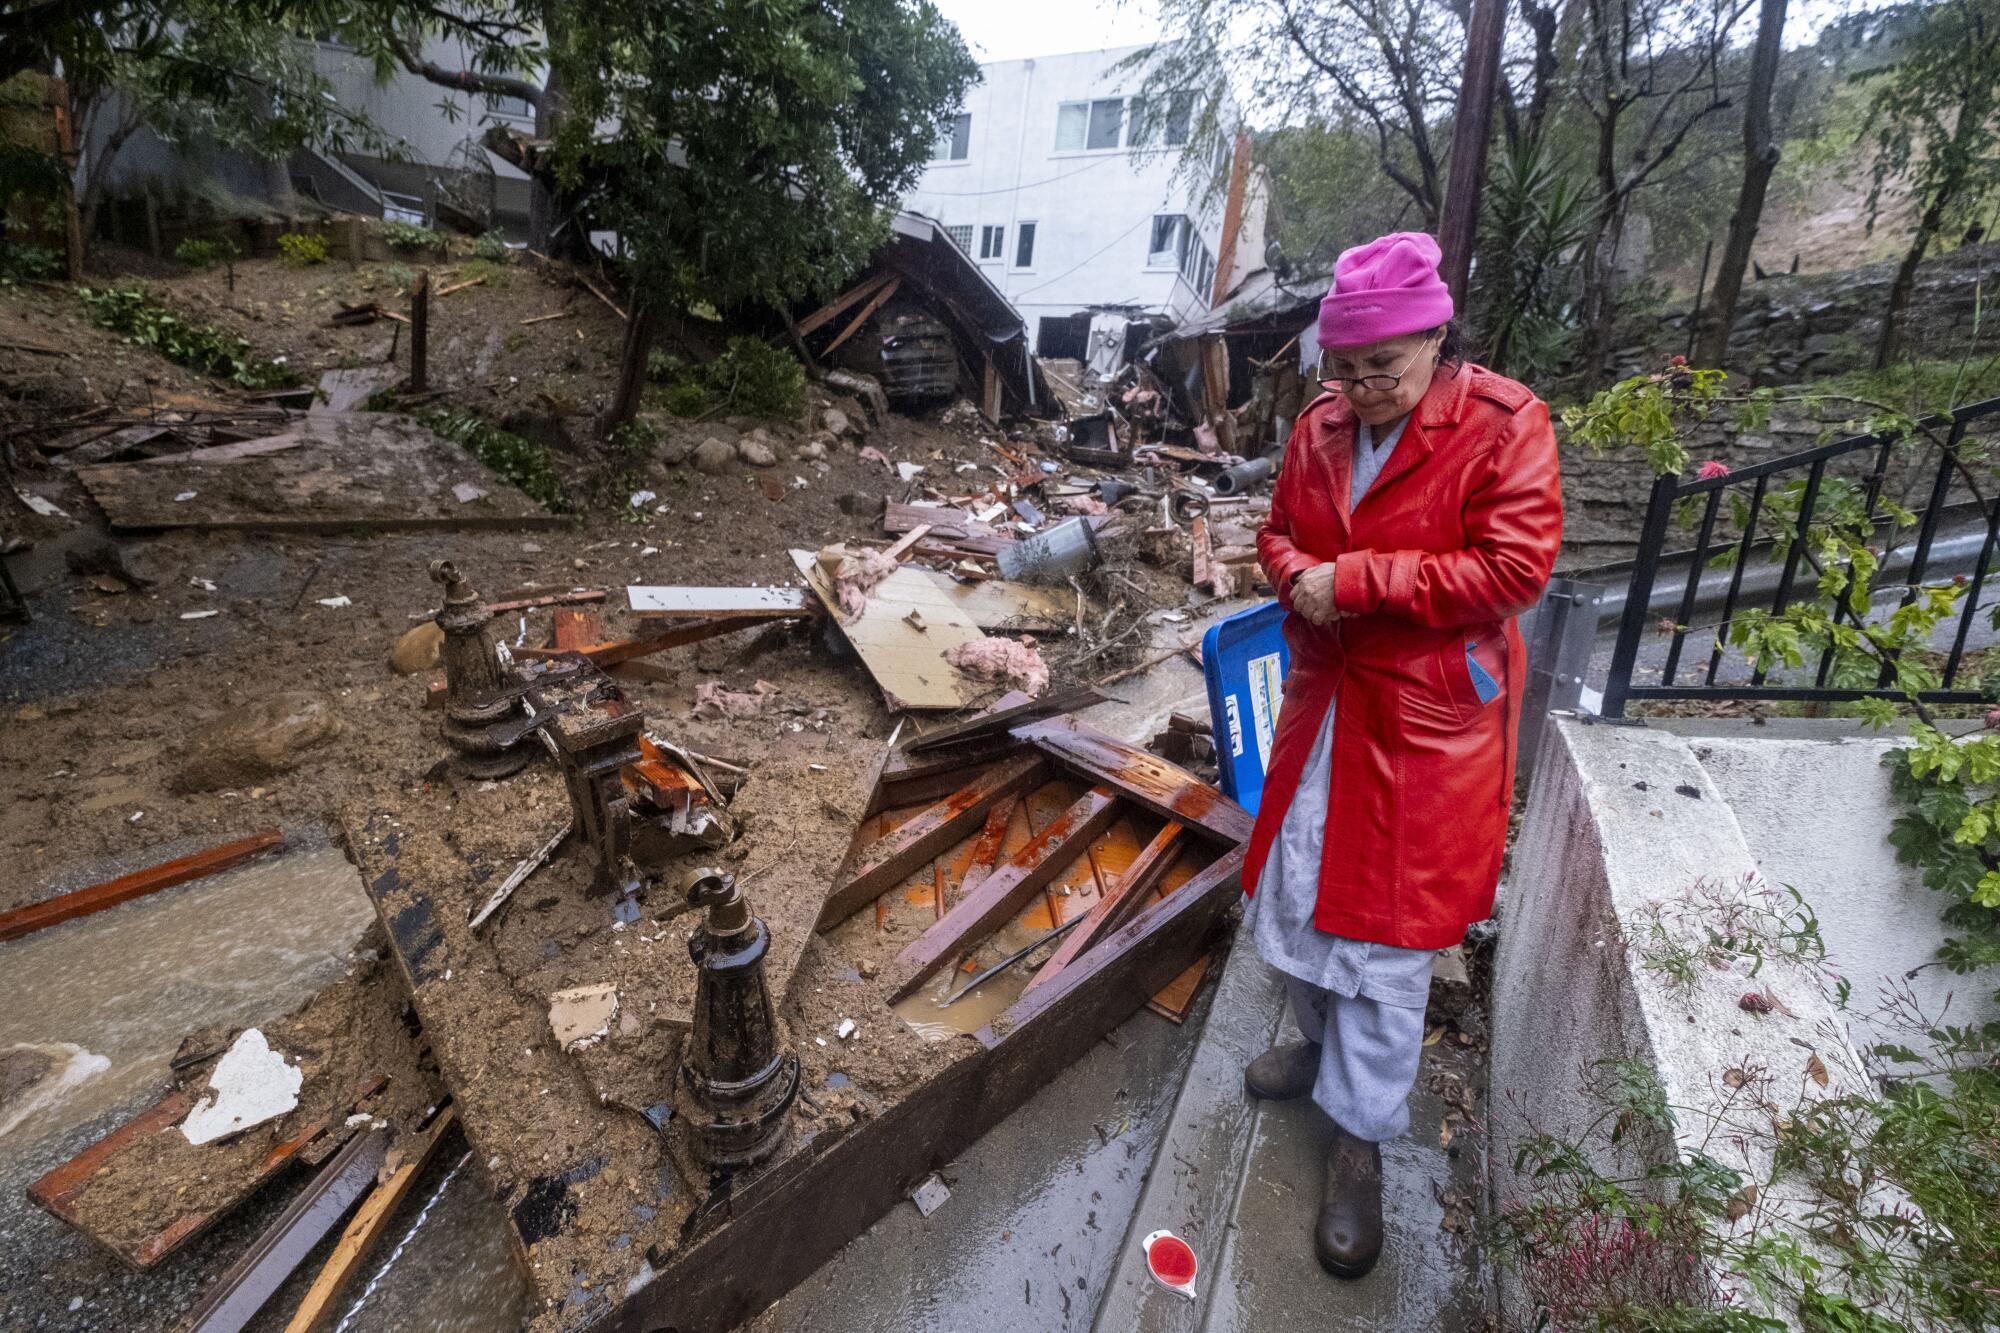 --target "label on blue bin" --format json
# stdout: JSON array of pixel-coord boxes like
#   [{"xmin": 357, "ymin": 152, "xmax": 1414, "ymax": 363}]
[{"xmin": 1248, "ymin": 652, "xmax": 1283, "ymax": 770}]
